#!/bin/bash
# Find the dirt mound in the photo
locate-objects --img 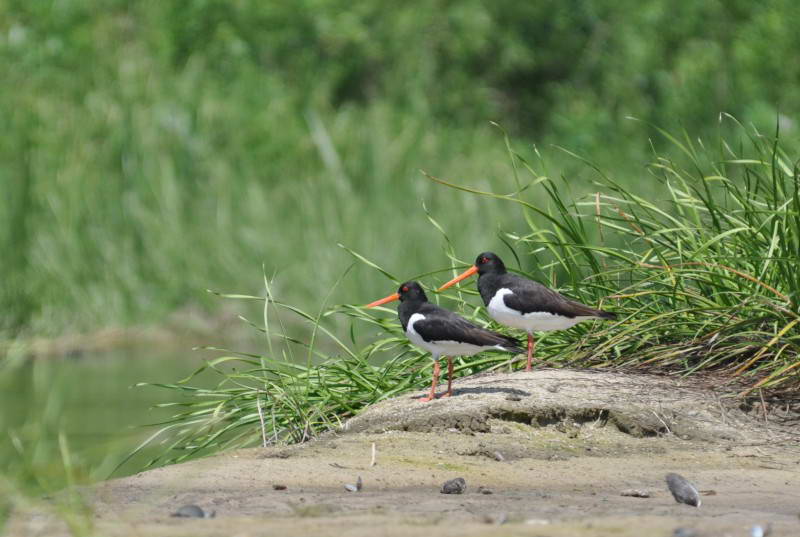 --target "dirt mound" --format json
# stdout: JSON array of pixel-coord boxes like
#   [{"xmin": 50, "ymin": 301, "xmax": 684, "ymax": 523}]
[{"xmin": 344, "ymin": 369, "xmax": 759, "ymax": 441}]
